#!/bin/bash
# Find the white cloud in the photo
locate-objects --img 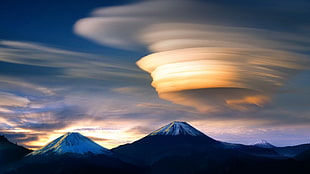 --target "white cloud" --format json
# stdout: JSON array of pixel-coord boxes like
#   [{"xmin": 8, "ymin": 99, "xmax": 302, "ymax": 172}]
[
  {"xmin": 0, "ymin": 40, "xmax": 143, "ymax": 79},
  {"xmin": 0, "ymin": 107, "xmax": 14, "ymax": 113},
  {"xmin": 74, "ymin": 0, "xmax": 310, "ymax": 111},
  {"xmin": 0, "ymin": 92, "xmax": 30, "ymax": 107}
]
